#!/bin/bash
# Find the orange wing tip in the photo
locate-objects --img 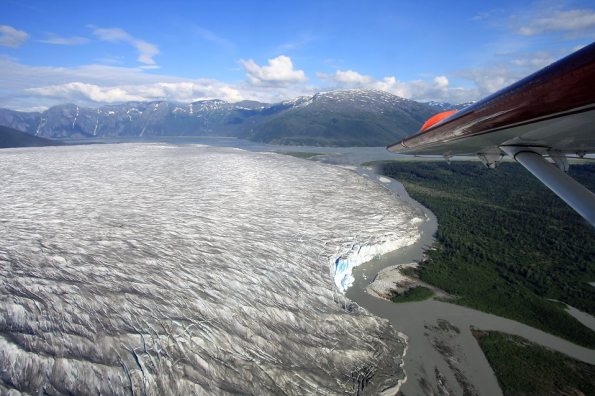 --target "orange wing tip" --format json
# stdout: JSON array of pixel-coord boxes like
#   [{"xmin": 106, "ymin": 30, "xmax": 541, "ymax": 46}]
[{"xmin": 420, "ymin": 110, "xmax": 458, "ymax": 132}]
